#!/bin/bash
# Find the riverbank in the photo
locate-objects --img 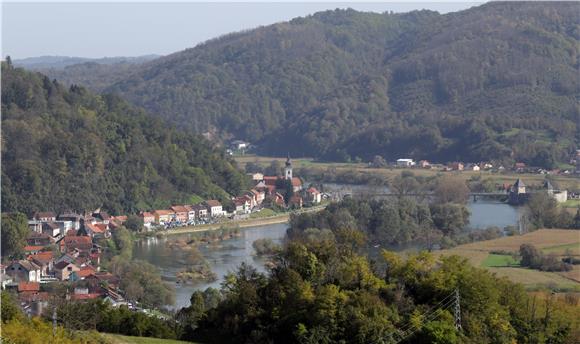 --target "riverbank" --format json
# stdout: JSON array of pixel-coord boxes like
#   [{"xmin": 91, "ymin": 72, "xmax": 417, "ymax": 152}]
[{"xmin": 154, "ymin": 205, "xmax": 326, "ymax": 236}]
